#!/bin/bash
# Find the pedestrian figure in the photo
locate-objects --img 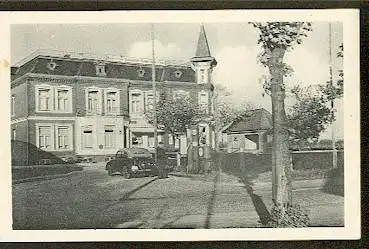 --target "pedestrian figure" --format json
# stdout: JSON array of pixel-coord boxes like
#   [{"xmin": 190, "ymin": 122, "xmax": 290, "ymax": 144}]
[{"xmin": 156, "ymin": 142, "xmax": 168, "ymax": 179}]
